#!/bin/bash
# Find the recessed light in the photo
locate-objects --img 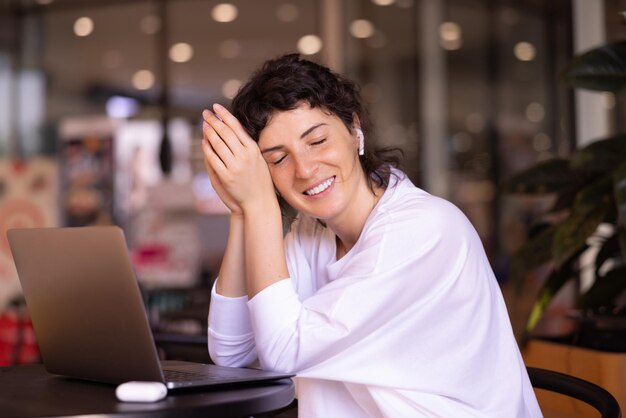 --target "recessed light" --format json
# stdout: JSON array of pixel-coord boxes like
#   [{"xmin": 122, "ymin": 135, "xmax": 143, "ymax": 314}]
[
  {"xmin": 132, "ymin": 70, "xmax": 155, "ymax": 90},
  {"xmin": 212, "ymin": 4, "xmax": 238, "ymax": 23},
  {"xmin": 297, "ymin": 35, "xmax": 323, "ymax": 55},
  {"xmin": 169, "ymin": 43, "xmax": 193, "ymax": 63},
  {"xmin": 74, "ymin": 17, "xmax": 94, "ymax": 37}
]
